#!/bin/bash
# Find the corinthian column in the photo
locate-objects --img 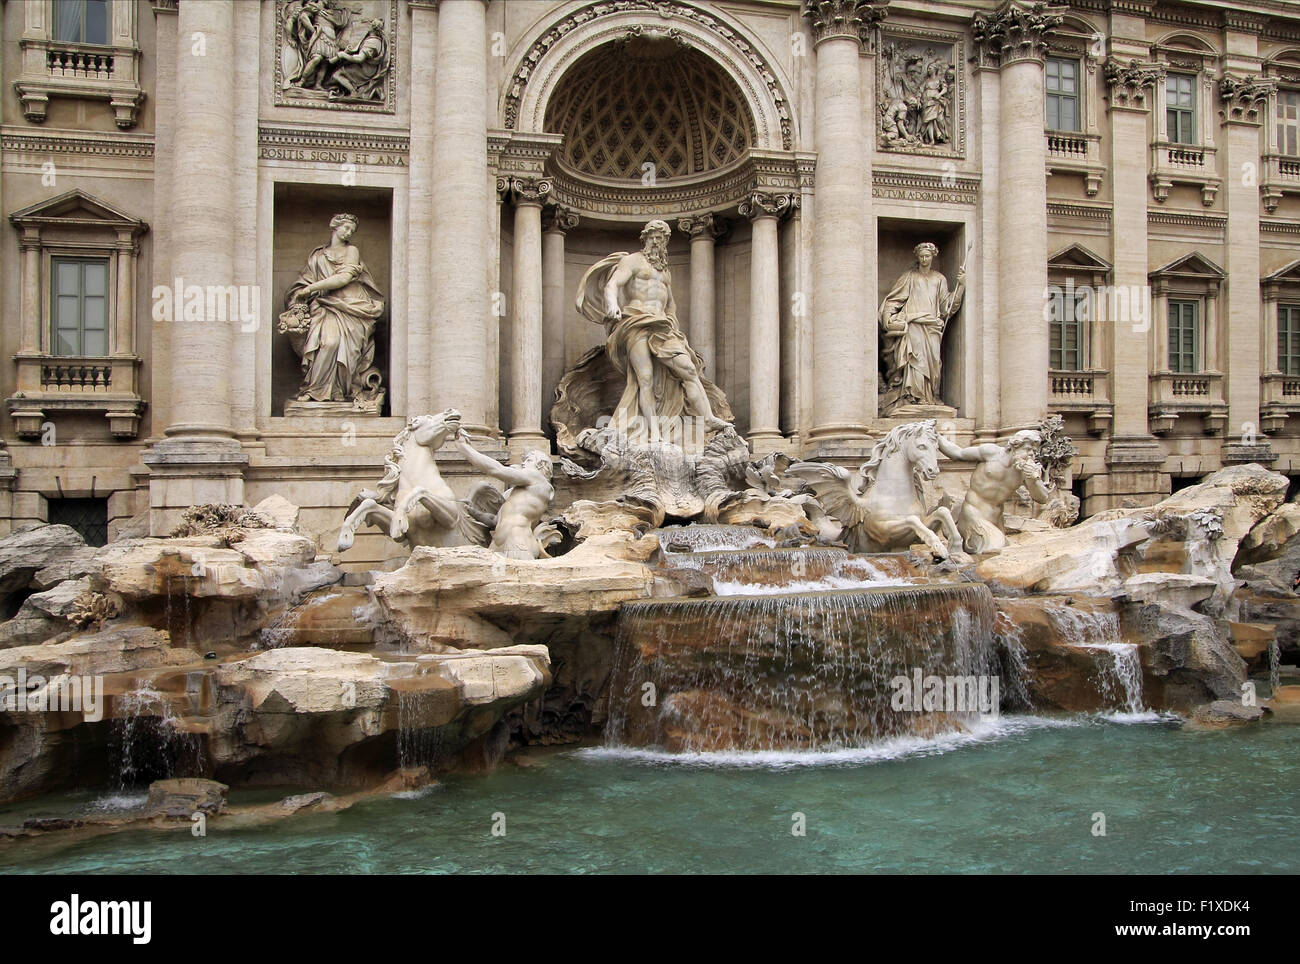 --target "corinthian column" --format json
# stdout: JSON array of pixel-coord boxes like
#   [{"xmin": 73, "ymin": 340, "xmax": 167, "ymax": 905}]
[
  {"xmin": 501, "ymin": 176, "xmax": 551, "ymax": 456},
  {"xmin": 804, "ymin": 0, "xmax": 882, "ymax": 446},
  {"xmin": 740, "ymin": 193, "xmax": 795, "ymax": 451},
  {"xmin": 973, "ymin": 1, "xmax": 1065, "ymax": 433},
  {"xmin": 430, "ymin": 0, "xmax": 494, "ymax": 435},
  {"xmin": 542, "ymin": 205, "xmax": 578, "ymax": 427},
  {"xmin": 677, "ymin": 213, "xmax": 724, "ymax": 374}
]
